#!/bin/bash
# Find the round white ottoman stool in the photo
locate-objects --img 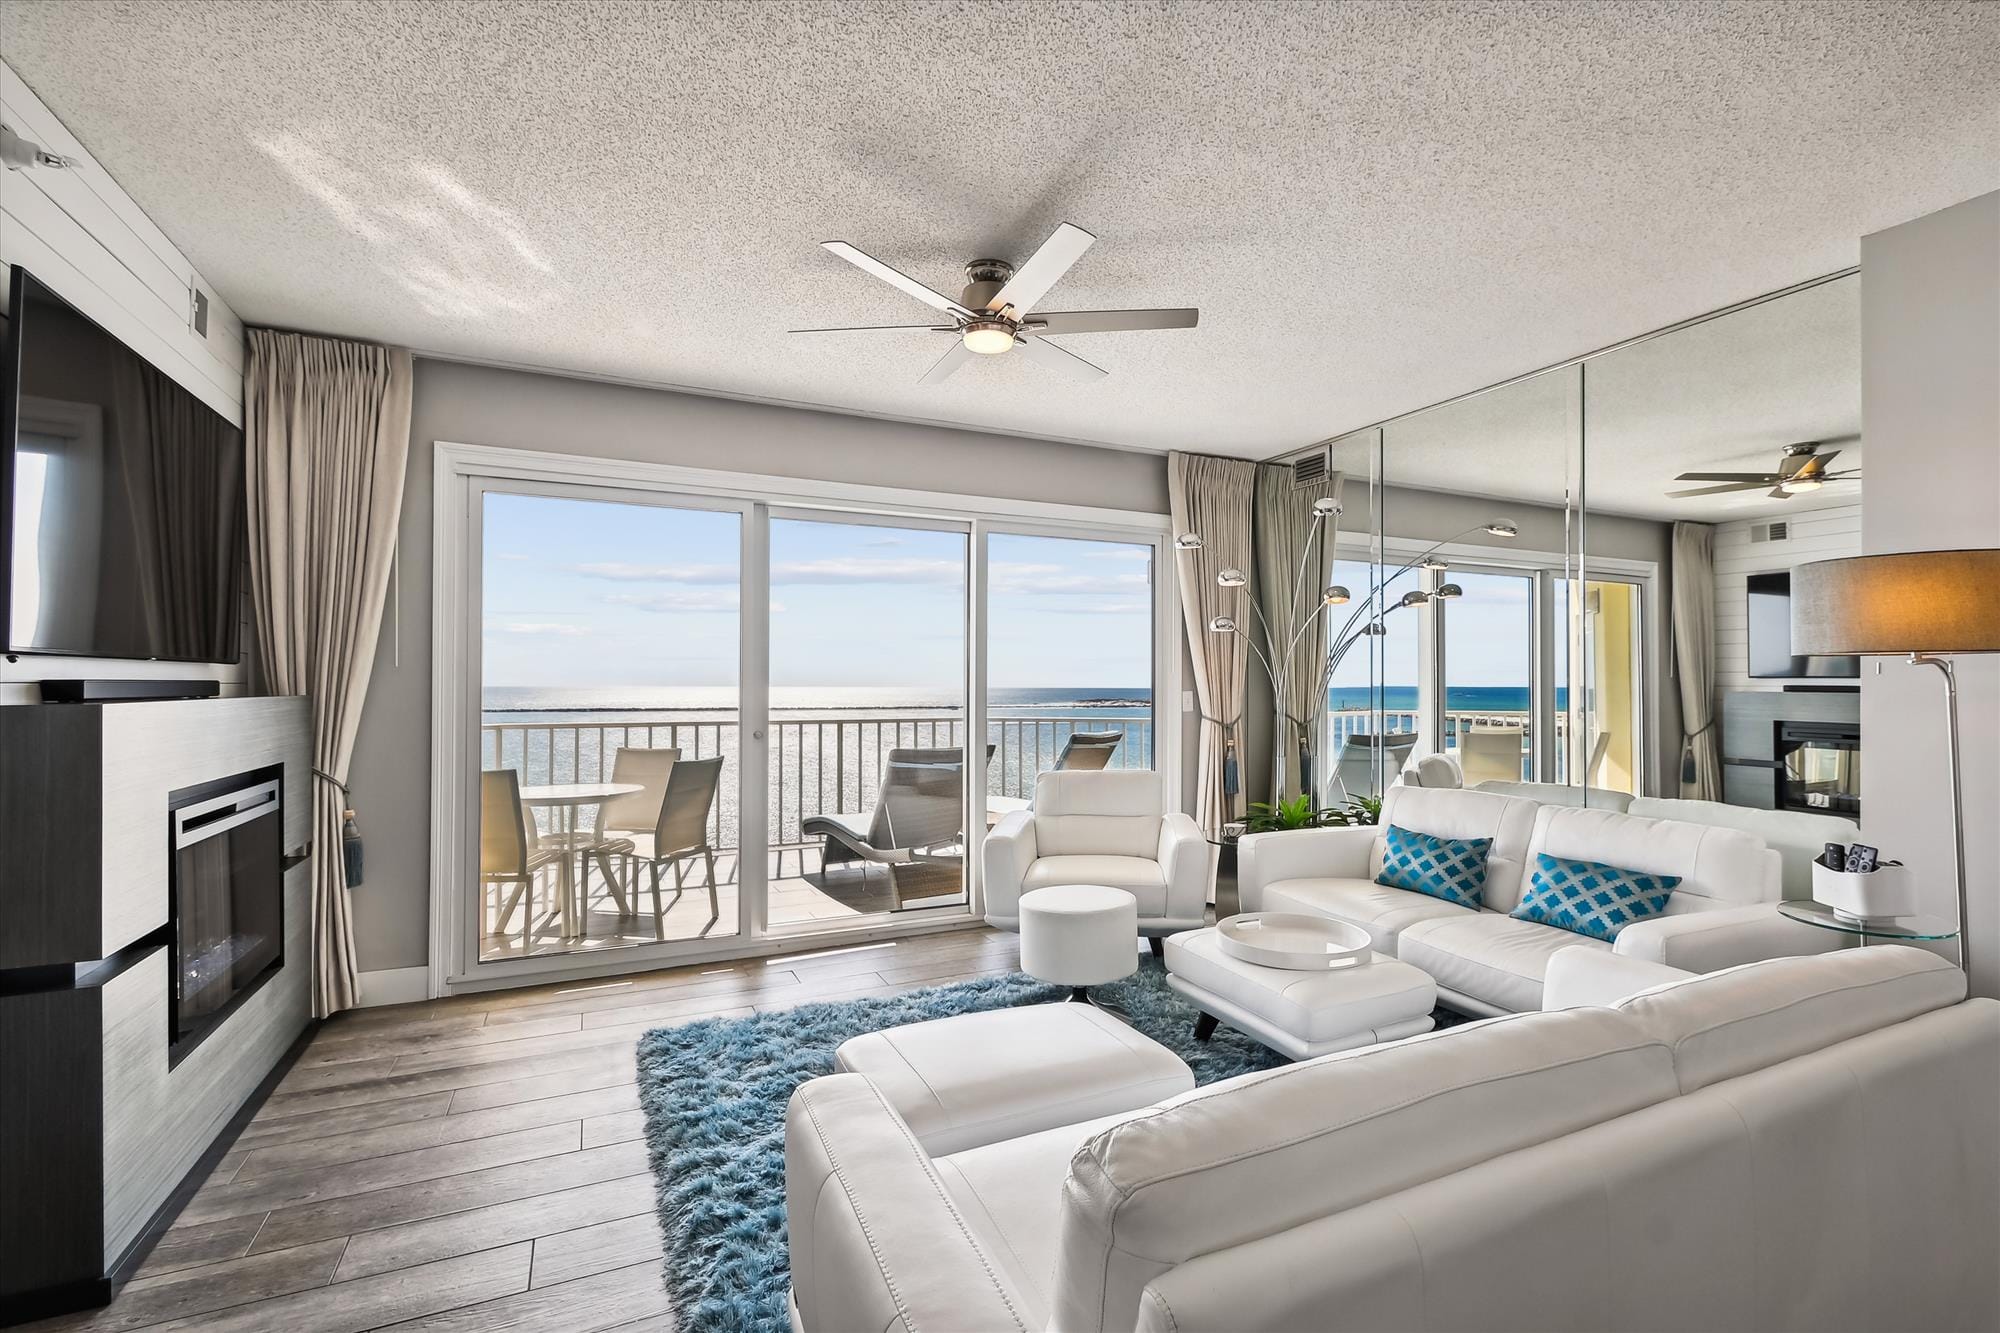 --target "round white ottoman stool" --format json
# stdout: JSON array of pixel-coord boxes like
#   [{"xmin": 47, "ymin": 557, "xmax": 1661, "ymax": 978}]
[{"xmin": 1019, "ymin": 884, "xmax": 1139, "ymax": 1005}]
